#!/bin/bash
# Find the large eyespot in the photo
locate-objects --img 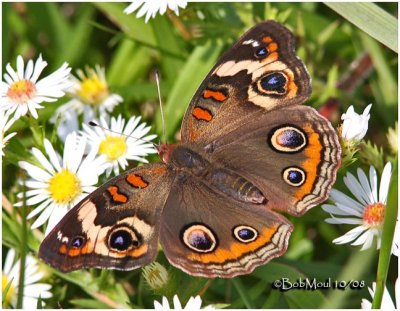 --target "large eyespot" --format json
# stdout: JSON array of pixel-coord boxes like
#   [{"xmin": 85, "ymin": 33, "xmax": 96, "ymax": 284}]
[
  {"xmin": 257, "ymin": 72, "xmax": 287, "ymax": 95},
  {"xmin": 108, "ymin": 226, "xmax": 141, "ymax": 252},
  {"xmin": 181, "ymin": 223, "xmax": 217, "ymax": 253},
  {"xmin": 268, "ymin": 125, "xmax": 307, "ymax": 153},
  {"xmin": 71, "ymin": 236, "xmax": 85, "ymax": 248},
  {"xmin": 233, "ymin": 225, "xmax": 258, "ymax": 243},
  {"xmin": 282, "ymin": 167, "xmax": 306, "ymax": 187},
  {"xmin": 255, "ymin": 46, "xmax": 268, "ymax": 59}
]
